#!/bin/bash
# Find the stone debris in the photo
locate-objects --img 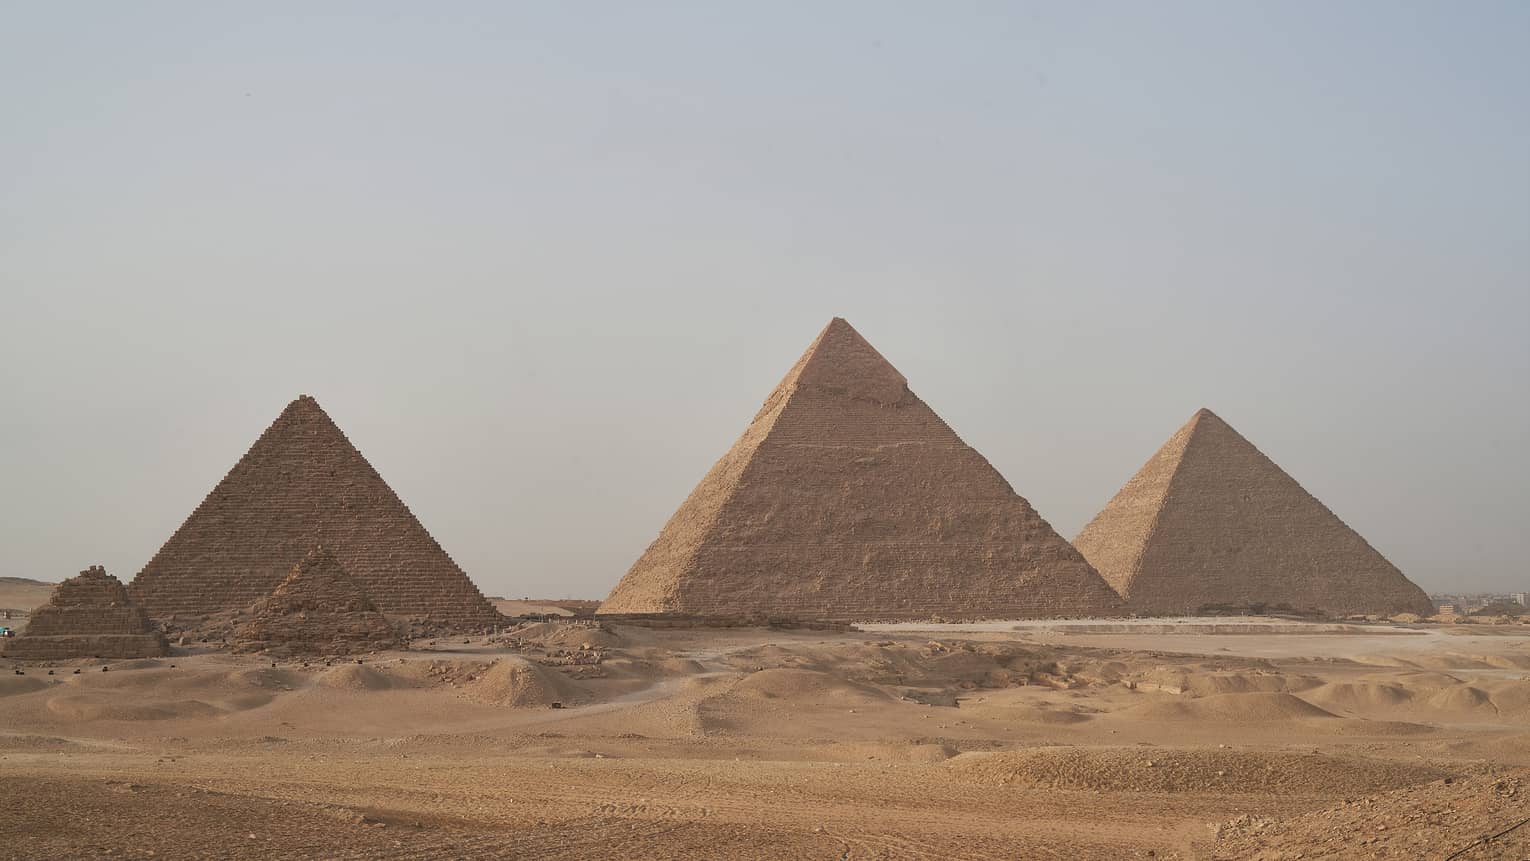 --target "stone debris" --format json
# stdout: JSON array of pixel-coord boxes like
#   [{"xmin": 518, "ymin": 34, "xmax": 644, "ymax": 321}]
[
  {"xmin": 599, "ymin": 317, "xmax": 1123, "ymax": 621},
  {"xmin": 1074, "ymin": 408, "xmax": 1433, "ymax": 617},
  {"xmin": 233, "ymin": 546, "xmax": 400, "ymax": 656},
  {"xmin": 1211, "ymin": 772, "xmax": 1530, "ymax": 859},
  {"xmin": 2, "ymin": 566, "xmax": 168, "ymax": 660},
  {"xmin": 130, "ymin": 395, "xmax": 500, "ymax": 628}
]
